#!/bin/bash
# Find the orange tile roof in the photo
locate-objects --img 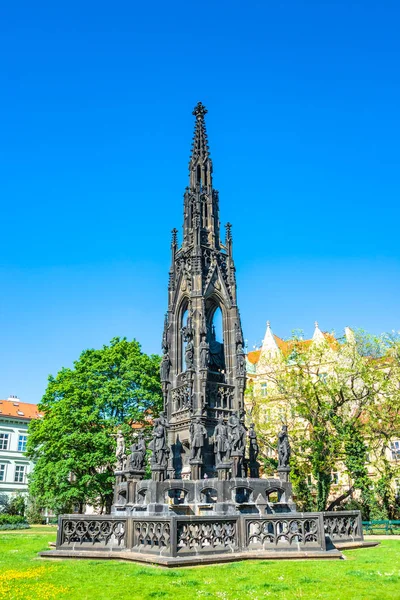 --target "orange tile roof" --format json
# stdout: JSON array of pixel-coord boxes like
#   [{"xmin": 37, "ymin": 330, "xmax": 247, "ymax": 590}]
[
  {"xmin": 247, "ymin": 350, "xmax": 261, "ymax": 364},
  {"xmin": 246, "ymin": 332, "xmax": 339, "ymax": 364},
  {"xmin": 0, "ymin": 400, "xmax": 42, "ymax": 420}
]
